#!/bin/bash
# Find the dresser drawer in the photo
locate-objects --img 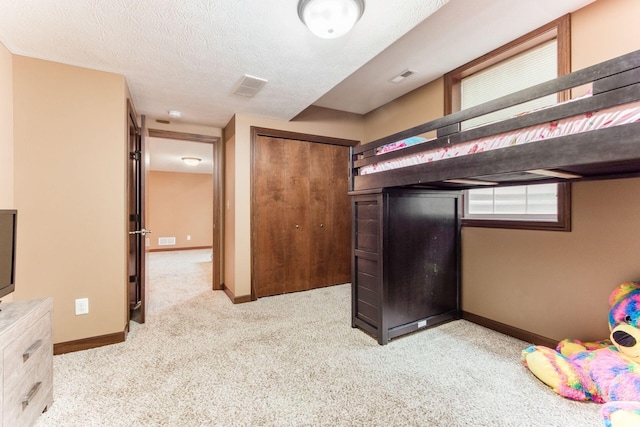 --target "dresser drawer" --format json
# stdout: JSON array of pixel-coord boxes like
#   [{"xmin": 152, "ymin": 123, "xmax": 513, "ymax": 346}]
[
  {"xmin": 3, "ymin": 311, "xmax": 51, "ymax": 385},
  {"xmin": 2, "ymin": 310, "xmax": 53, "ymax": 427},
  {"xmin": 2, "ymin": 354, "xmax": 53, "ymax": 427}
]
